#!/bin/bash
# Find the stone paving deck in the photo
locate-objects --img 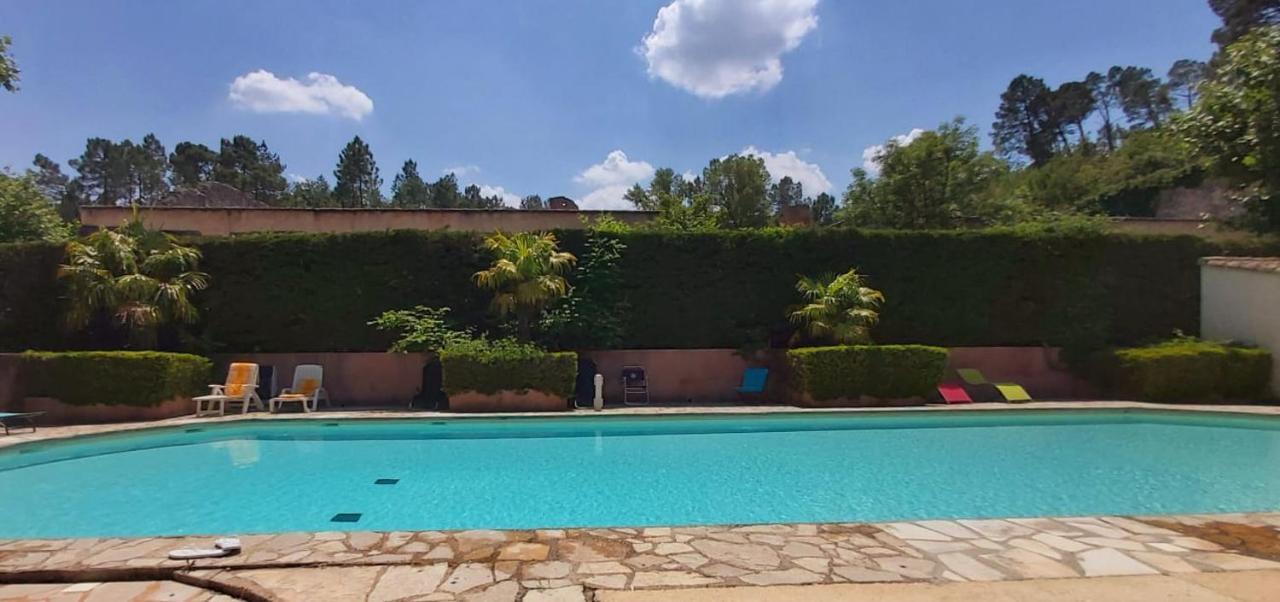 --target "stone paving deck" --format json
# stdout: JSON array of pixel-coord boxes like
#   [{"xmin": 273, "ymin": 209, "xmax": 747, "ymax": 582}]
[
  {"xmin": 3, "ymin": 404, "xmax": 1279, "ymax": 600},
  {"xmin": 0, "ymin": 580, "xmax": 231, "ymax": 601},
  {"xmin": 3, "ymin": 513, "xmax": 1279, "ymax": 601}
]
